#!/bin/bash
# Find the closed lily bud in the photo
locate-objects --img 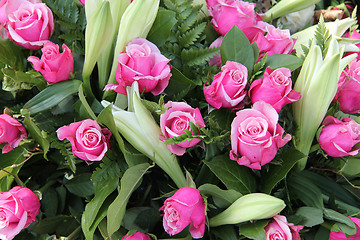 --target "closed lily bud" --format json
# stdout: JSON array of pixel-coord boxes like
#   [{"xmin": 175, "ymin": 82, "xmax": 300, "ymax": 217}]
[
  {"xmin": 104, "ymin": 0, "xmax": 160, "ymax": 100},
  {"xmin": 264, "ymin": 0, "xmax": 321, "ymax": 22},
  {"xmin": 209, "ymin": 193, "xmax": 285, "ymax": 227},
  {"xmin": 101, "ymin": 82, "xmax": 187, "ymax": 188},
  {"xmin": 82, "ymin": 1, "xmax": 114, "ymax": 96}
]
